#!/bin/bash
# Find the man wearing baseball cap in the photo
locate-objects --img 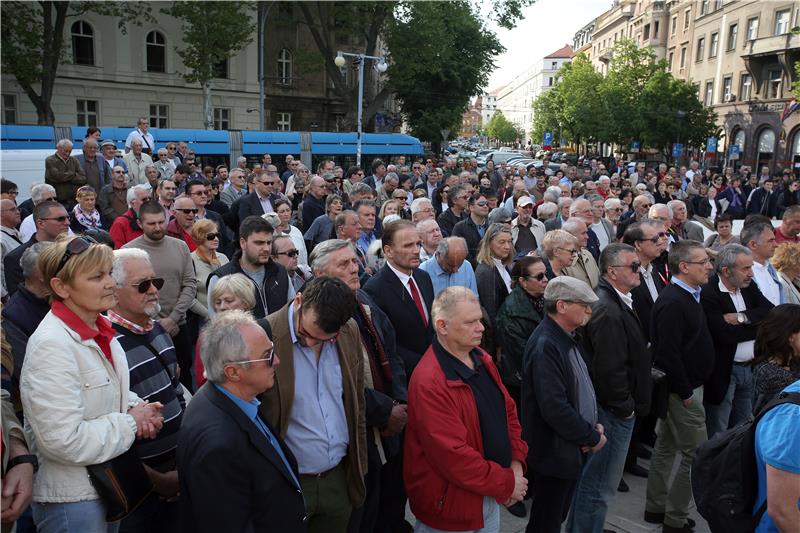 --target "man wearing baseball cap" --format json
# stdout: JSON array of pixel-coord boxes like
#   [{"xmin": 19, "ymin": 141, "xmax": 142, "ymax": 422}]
[
  {"xmin": 521, "ymin": 276, "xmax": 606, "ymax": 533},
  {"xmin": 511, "ymin": 195, "xmax": 545, "ymax": 256}
]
